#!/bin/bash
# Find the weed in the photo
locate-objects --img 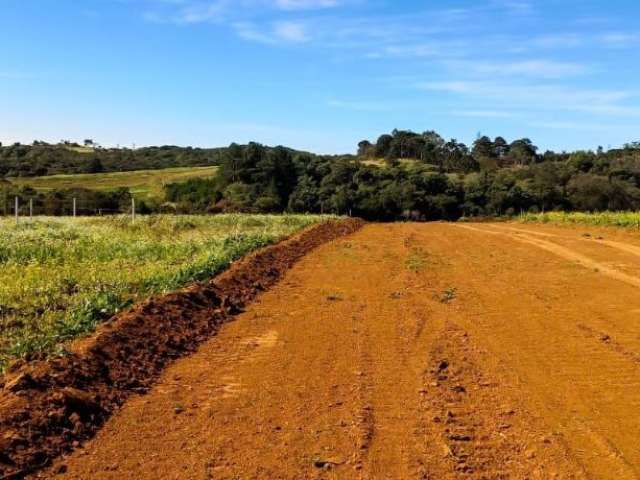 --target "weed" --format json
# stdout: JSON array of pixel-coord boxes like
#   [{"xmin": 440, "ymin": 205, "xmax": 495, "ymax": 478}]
[
  {"xmin": 405, "ymin": 248, "xmax": 428, "ymax": 272},
  {"xmin": 0, "ymin": 214, "xmax": 332, "ymax": 371},
  {"xmin": 439, "ymin": 287, "xmax": 457, "ymax": 304}
]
